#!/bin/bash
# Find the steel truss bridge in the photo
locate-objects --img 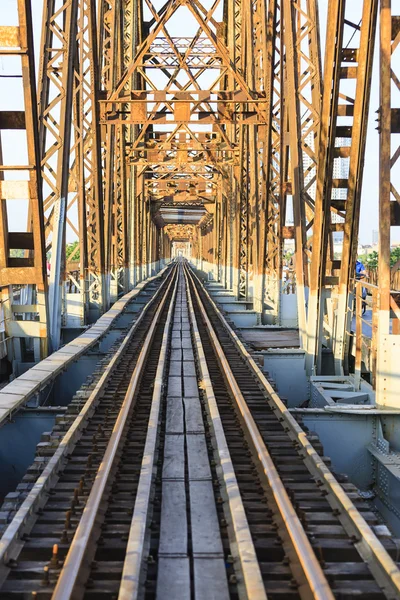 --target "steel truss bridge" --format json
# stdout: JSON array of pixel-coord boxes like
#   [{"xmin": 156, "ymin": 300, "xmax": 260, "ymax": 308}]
[{"xmin": 0, "ymin": 0, "xmax": 400, "ymax": 598}]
